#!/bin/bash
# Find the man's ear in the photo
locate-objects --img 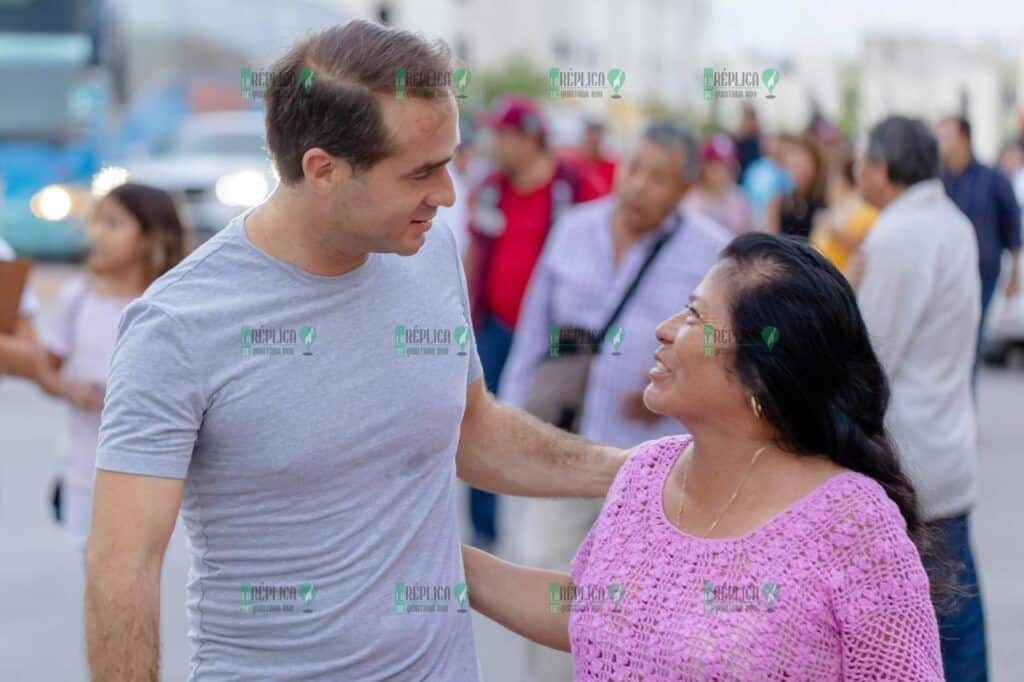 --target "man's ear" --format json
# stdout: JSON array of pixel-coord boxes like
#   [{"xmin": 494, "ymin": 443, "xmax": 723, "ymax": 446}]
[{"xmin": 301, "ymin": 147, "xmax": 350, "ymax": 193}]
